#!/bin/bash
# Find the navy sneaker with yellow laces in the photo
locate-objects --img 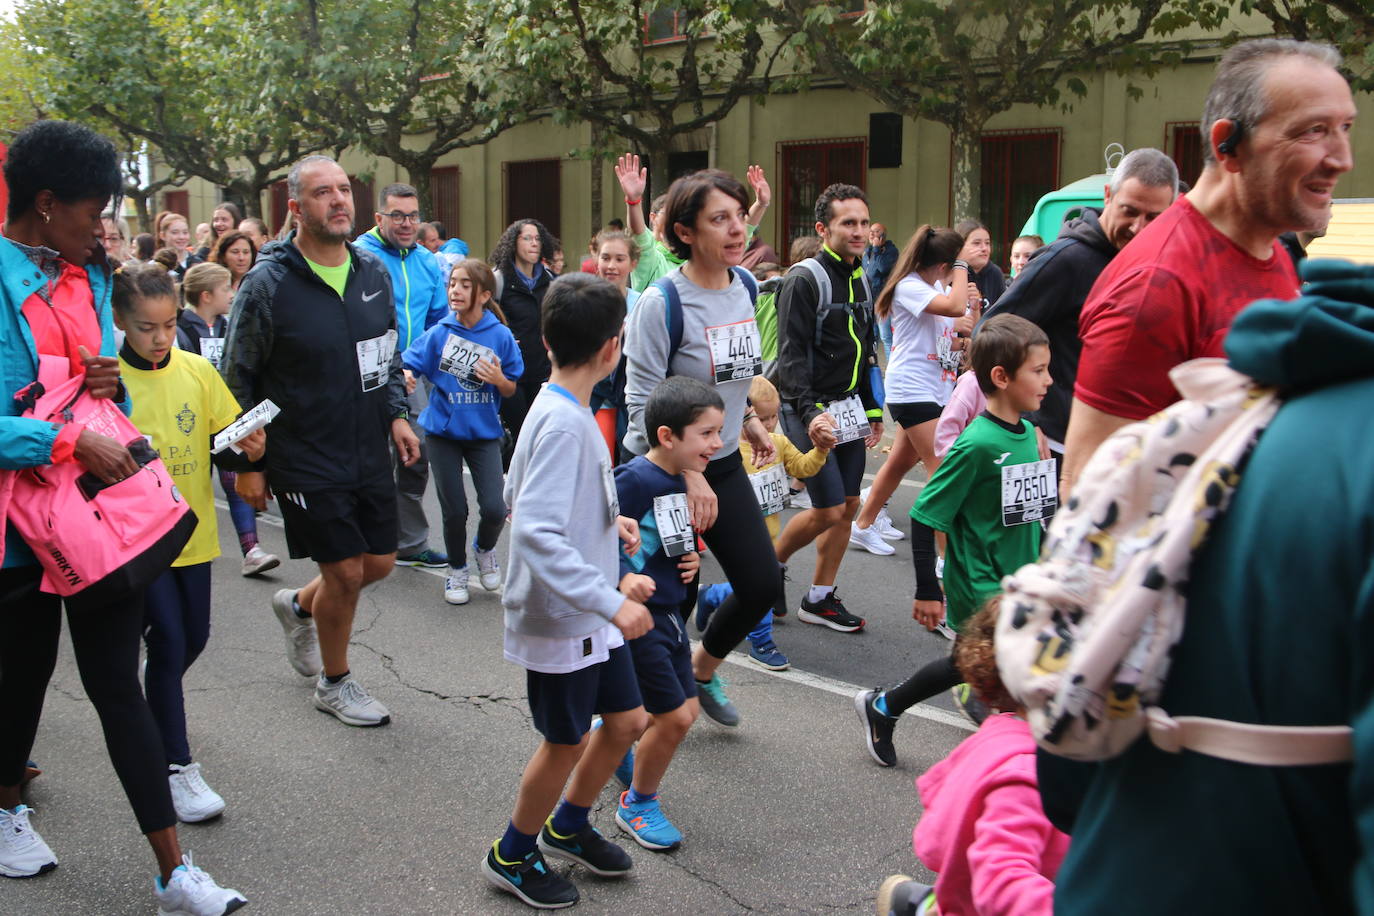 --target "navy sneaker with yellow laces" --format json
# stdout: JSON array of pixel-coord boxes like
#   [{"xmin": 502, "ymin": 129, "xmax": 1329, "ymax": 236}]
[
  {"xmin": 482, "ymin": 841, "xmax": 578, "ymax": 909},
  {"xmin": 537, "ymin": 819, "xmax": 633, "ymax": 877}
]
